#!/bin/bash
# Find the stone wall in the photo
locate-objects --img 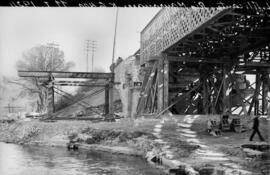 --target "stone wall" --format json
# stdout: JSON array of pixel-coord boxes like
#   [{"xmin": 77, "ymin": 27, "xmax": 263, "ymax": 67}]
[{"xmin": 114, "ymin": 56, "xmax": 142, "ymax": 117}]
